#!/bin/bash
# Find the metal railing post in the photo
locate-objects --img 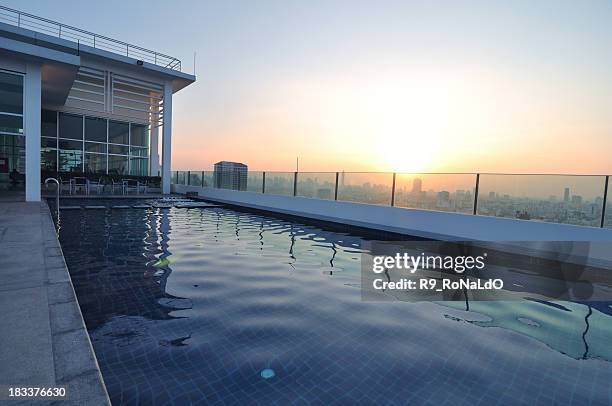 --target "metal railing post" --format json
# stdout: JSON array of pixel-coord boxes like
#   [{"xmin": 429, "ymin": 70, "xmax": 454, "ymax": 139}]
[
  {"xmin": 293, "ymin": 172, "xmax": 298, "ymax": 196},
  {"xmin": 390, "ymin": 172, "xmax": 397, "ymax": 206},
  {"xmin": 262, "ymin": 172, "xmax": 266, "ymax": 193},
  {"xmin": 601, "ymin": 175, "xmax": 609, "ymax": 228},
  {"xmin": 58, "ymin": 24, "xmax": 62, "ymax": 38},
  {"xmin": 334, "ymin": 172, "xmax": 339, "ymax": 201},
  {"xmin": 473, "ymin": 173, "xmax": 480, "ymax": 215},
  {"xmin": 186, "ymin": 171, "xmax": 190, "ymax": 186},
  {"xmin": 201, "ymin": 171, "xmax": 205, "ymax": 188}
]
